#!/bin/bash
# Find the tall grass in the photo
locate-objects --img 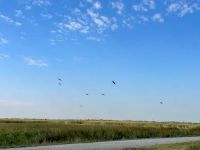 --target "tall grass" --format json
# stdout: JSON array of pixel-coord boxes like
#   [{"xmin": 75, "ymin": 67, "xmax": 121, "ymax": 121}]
[{"xmin": 0, "ymin": 119, "xmax": 200, "ymax": 148}]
